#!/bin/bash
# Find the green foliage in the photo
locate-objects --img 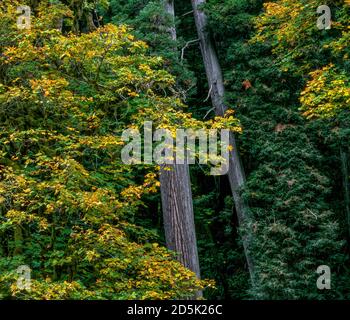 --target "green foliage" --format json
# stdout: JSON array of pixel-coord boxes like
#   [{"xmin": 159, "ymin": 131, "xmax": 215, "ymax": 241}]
[
  {"xmin": 0, "ymin": 1, "xmax": 212, "ymax": 299},
  {"xmin": 204, "ymin": 0, "xmax": 350, "ymax": 299},
  {"xmin": 2, "ymin": 0, "xmax": 350, "ymax": 301},
  {"xmin": 102, "ymin": 0, "xmax": 197, "ymax": 95},
  {"xmin": 253, "ymin": 0, "xmax": 350, "ymax": 119}
]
